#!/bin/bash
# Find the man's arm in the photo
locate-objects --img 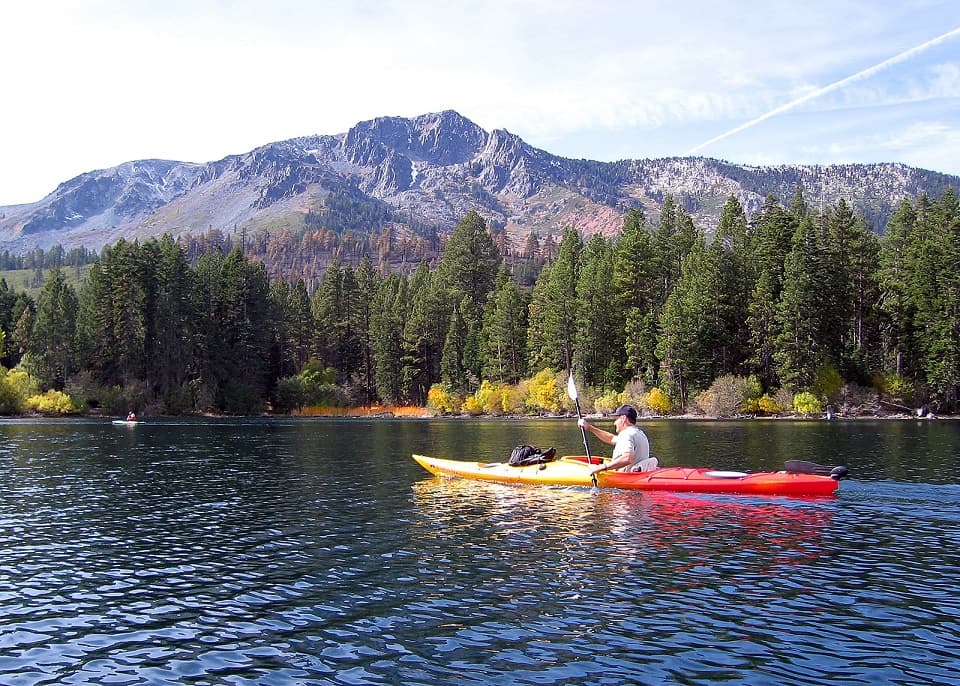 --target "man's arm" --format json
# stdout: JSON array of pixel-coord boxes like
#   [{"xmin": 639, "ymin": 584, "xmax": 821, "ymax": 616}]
[
  {"xmin": 589, "ymin": 451, "xmax": 634, "ymax": 475},
  {"xmin": 578, "ymin": 419, "xmax": 615, "ymax": 445}
]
